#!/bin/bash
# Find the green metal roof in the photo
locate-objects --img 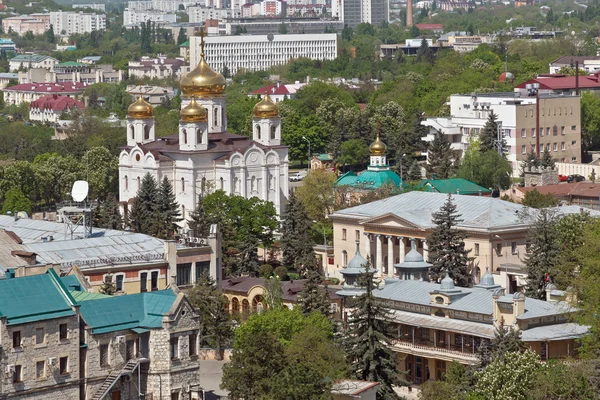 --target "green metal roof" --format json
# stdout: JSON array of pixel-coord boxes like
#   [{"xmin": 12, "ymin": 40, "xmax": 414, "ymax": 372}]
[
  {"xmin": 317, "ymin": 153, "xmax": 333, "ymax": 161},
  {"xmin": 61, "ymin": 275, "xmax": 84, "ymax": 290},
  {"xmin": 10, "ymin": 54, "xmax": 55, "ymax": 63},
  {"xmin": 335, "ymin": 168, "xmax": 401, "ymax": 190},
  {"xmin": 419, "ymin": 178, "xmax": 492, "ymax": 195},
  {"xmin": 78, "ymin": 290, "xmax": 177, "ymax": 334},
  {"xmin": 0, "ymin": 269, "xmax": 76, "ymax": 326},
  {"xmin": 69, "ymin": 290, "xmax": 112, "ymax": 302},
  {"xmin": 179, "ymin": 40, "xmax": 189, "ymax": 47},
  {"xmin": 55, "ymin": 61, "xmax": 88, "ymax": 67}
]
